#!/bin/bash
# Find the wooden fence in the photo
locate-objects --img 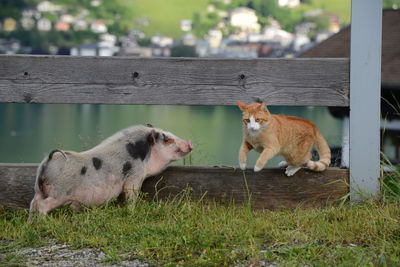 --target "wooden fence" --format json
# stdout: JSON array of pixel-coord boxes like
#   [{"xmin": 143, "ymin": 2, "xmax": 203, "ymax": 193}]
[
  {"xmin": 0, "ymin": 0, "xmax": 382, "ymax": 209},
  {"xmin": 0, "ymin": 55, "xmax": 350, "ymax": 209}
]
